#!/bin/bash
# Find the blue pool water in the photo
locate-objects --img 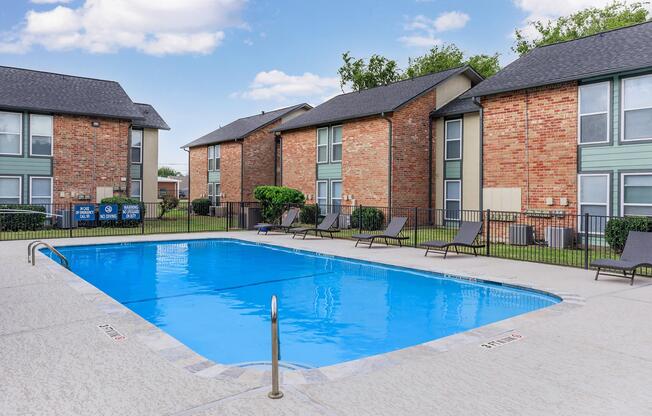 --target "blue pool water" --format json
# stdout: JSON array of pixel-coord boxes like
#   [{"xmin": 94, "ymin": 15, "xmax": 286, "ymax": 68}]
[{"xmin": 47, "ymin": 239, "xmax": 559, "ymax": 368}]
